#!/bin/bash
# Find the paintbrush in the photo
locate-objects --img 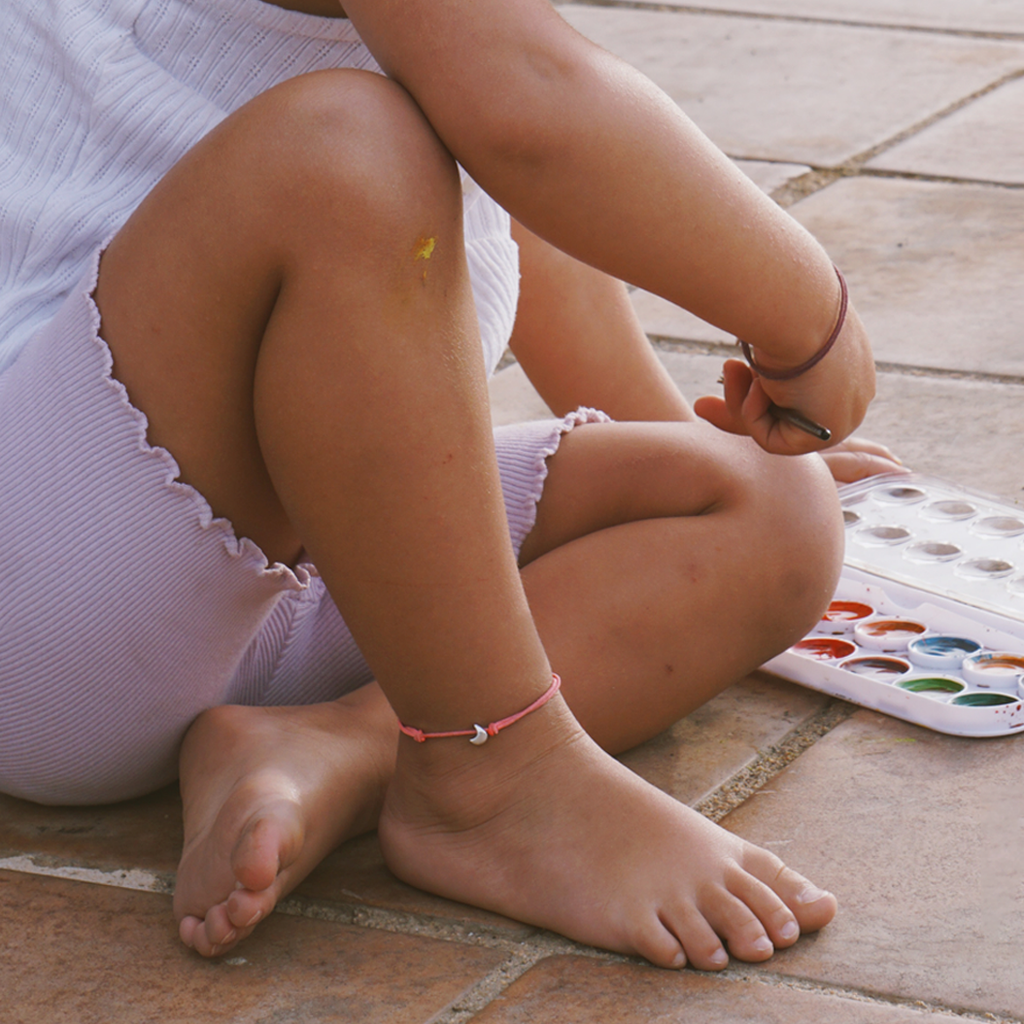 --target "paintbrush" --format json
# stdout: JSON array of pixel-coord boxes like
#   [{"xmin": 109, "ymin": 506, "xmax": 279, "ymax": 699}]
[
  {"xmin": 714, "ymin": 376, "xmax": 832, "ymax": 442},
  {"xmin": 770, "ymin": 405, "xmax": 832, "ymax": 442}
]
